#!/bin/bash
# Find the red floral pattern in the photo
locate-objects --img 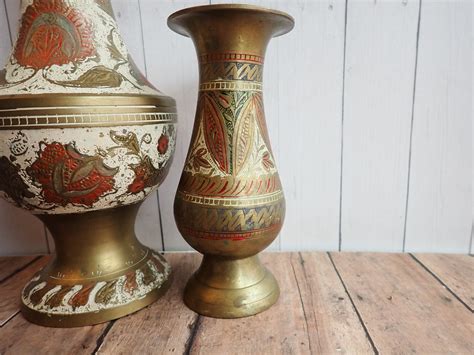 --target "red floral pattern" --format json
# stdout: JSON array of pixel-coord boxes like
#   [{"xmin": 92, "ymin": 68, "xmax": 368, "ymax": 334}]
[
  {"xmin": 14, "ymin": 0, "xmax": 95, "ymax": 69},
  {"xmin": 127, "ymin": 156, "xmax": 162, "ymax": 194},
  {"xmin": 27, "ymin": 143, "xmax": 117, "ymax": 207},
  {"xmin": 157, "ymin": 134, "xmax": 169, "ymax": 155}
]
